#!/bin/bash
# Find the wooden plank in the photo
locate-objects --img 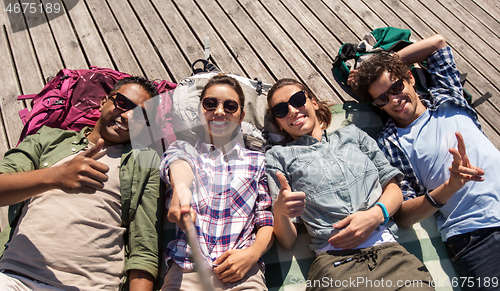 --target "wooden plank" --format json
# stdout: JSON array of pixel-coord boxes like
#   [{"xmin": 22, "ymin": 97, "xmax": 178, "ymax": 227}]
[
  {"xmin": 368, "ymin": 0, "xmax": 500, "ymax": 148},
  {"xmin": 64, "ymin": 0, "xmax": 113, "ymax": 68},
  {"xmin": 230, "ymin": 0, "xmax": 336, "ymax": 102},
  {"xmin": 85, "ymin": 0, "xmax": 142, "ymax": 75},
  {"xmin": 335, "ymin": 0, "xmax": 387, "ymax": 32},
  {"xmin": 0, "ymin": 0, "xmax": 12, "ymax": 232},
  {"xmin": 398, "ymin": 0, "xmax": 500, "ymax": 114},
  {"xmin": 299, "ymin": 0, "xmax": 359, "ymax": 44},
  {"xmin": 0, "ymin": 25, "xmax": 25, "ymax": 150},
  {"xmin": 419, "ymin": 0, "xmax": 500, "ymax": 81},
  {"xmin": 128, "ymin": 0, "xmax": 191, "ymax": 81},
  {"xmin": 258, "ymin": 0, "xmax": 347, "ymax": 102},
  {"xmin": 3, "ymin": 0, "xmax": 44, "ymax": 96},
  {"xmin": 43, "ymin": 0, "xmax": 87, "ymax": 69},
  {"xmin": 106, "ymin": 0, "xmax": 169, "ymax": 80},
  {"xmin": 214, "ymin": 0, "xmax": 298, "ymax": 81},
  {"xmin": 194, "ymin": 0, "xmax": 274, "ymax": 82},
  {"xmin": 278, "ymin": 0, "xmax": 342, "ymax": 64},
  {"xmin": 24, "ymin": 0, "xmax": 64, "ymax": 79},
  {"xmin": 168, "ymin": 0, "xmax": 245, "ymax": 75},
  {"xmin": 319, "ymin": 0, "xmax": 373, "ymax": 40},
  {"xmin": 477, "ymin": 113, "xmax": 500, "ymax": 150},
  {"xmin": 149, "ymin": 0, "xmax": 205, "ymax": 80},
  {"xmin": 1, "ymin": 0, "xmax": 43, "ymax": 146},
  {"xmin": 379, "ymin": 0, "xmax": 500, "ymax": 104},
  {"xmin": 470, "ymin": 0, "xmax": 500, "ymax": 22},
  {"xmin": 454, "ymin": 0, "xmax": 500, "ymax": 40}
]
